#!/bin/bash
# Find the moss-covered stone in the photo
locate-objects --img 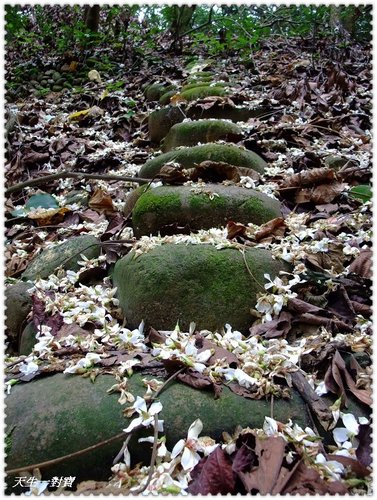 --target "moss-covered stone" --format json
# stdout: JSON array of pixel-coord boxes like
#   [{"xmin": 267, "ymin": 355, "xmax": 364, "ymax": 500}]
[
  {"xmin": 161, "ymin": 119, "xmax": 244, "ymax": 152},
  {"xmin": 179, "ymin": 85, "xmax": 229, "ymax": 102},
  {"xmin": 159, "ymin": 89, "xmax": 179, "ymax": 106},
  {"xmin": 324, "ymin": 155, "xmax": 349, "ymax": 171},
  {"xmin": 139, "ymin": 144, "xmax": 267, "ymax": 178},
  {"xmin": 5, "ymin": 282, "xmax": 33, "ymax": 352},
  {"xmin": 144, "ymin": 83, "xmax": 176, "ymax": 102},
  {"xmin": 5, "ymin": 371, "xmax": 309, "ymax": 490},
  {"xmin": 181, "ymin": 81, "xmax": 227, "ymax": 92},
  {"xmin": 148, "ymin": 106, "xmax": 185, "ymax": 143},
  {"xmin": 148, "ymin": 104, "xmax": 271, "ymax": 144},
  {"xmin": 132, "ymin": 184, "xmax": 282, "ymax": 237},
  {"xmin": 123, "ymin": 184, "xmax": 151, "ymax": 218},
  {"xmin": 19, "ymin": 321, "xmax": 38, "ymax": 355},
  {"xmin": 22, "ymin": 234, "xmax": 100, "ymax": 281},
  {"xmin": 113, "ymin": 244, "xmax": 289, "ymax": 332},
  {"xmin": 186, "ymin": 71, "xmax": 214, "ymax": 79}
]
